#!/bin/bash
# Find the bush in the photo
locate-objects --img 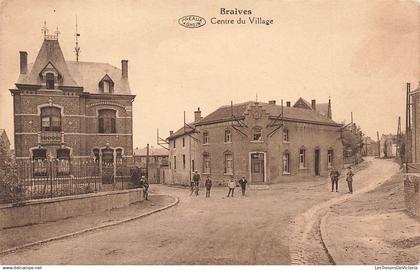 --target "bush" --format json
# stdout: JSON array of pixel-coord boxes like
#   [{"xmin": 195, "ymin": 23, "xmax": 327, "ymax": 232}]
[{"xmin": 0, "ymin": 141, "xmax": 26, "ymax": 204}]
